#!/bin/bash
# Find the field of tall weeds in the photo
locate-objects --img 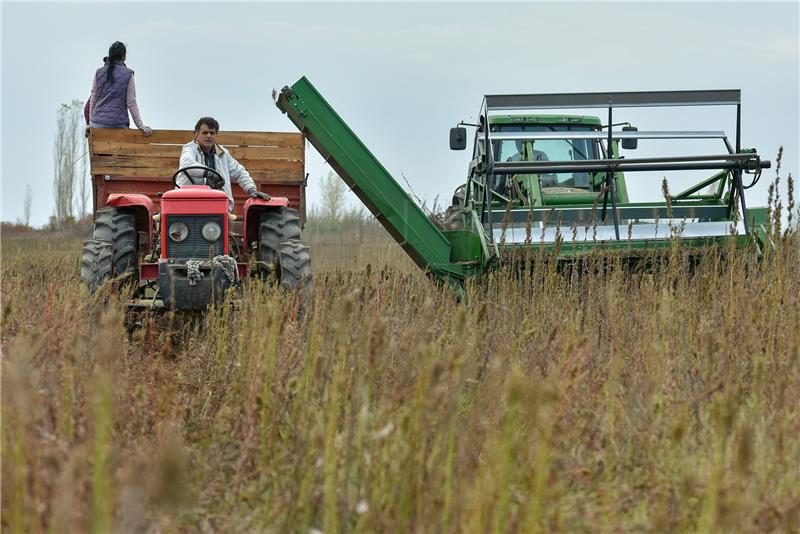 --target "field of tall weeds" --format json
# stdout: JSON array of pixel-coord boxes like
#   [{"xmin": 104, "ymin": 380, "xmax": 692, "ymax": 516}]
[{"xmin": 2, "ymin": 178, "xmax": 799, "ymax": 532}]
